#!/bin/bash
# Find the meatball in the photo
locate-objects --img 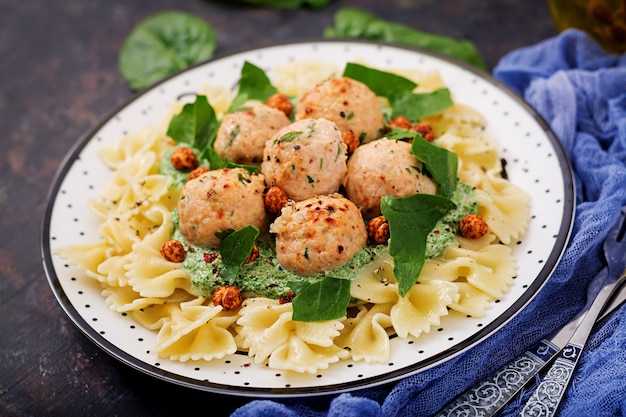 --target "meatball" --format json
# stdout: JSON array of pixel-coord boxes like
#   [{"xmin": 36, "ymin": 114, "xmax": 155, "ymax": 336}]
[
  {"xmin": 295, "ymin": 77, "xmax": 384, "ymax": 144},
  {"xmin": 213, "ymin": 100, "xmax": 291, "ymax": 165},
  {"xmin": 343, "ymin": 139, "xmax": 437, "ymax": 219},
  {"xmin": 270, "ymin": 194, "xmax": 367, "ymax": 275},
  {"xmin": 177, "ymin": 168, "xmax": 267, "ymax": 247},
  {"xmin": 261, "ymin": 118, "xmax": 348, "ymax": 201}
]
